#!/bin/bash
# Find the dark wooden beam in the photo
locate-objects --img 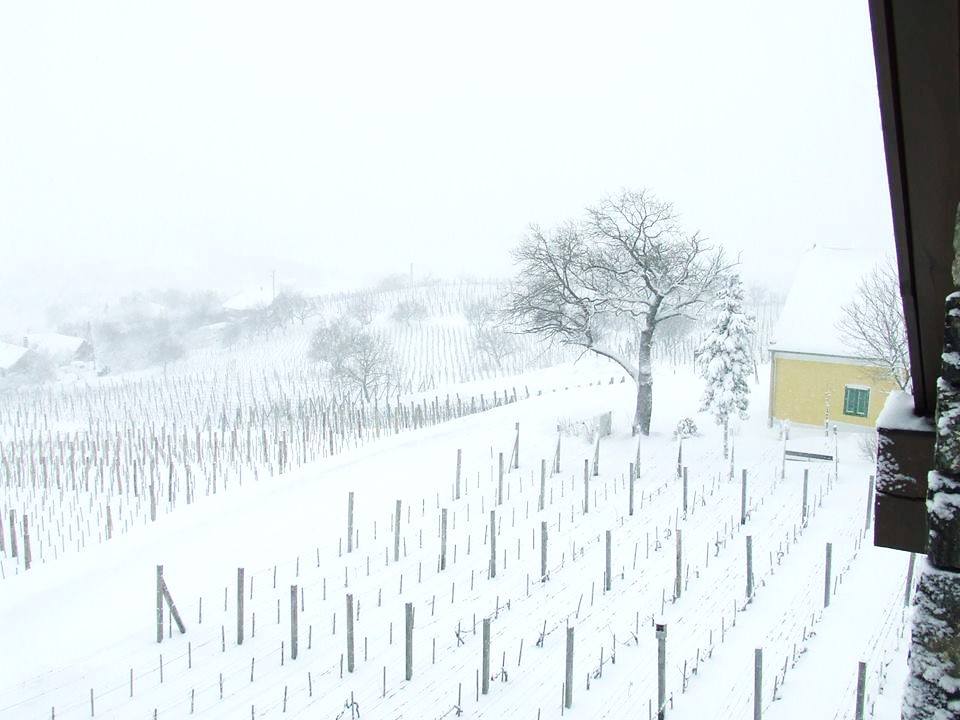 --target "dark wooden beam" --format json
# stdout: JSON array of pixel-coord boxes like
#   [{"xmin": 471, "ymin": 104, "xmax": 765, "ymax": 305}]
[{"xmin": 868, "ymin": 0, "xmax": 960, "ymax": 417}]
